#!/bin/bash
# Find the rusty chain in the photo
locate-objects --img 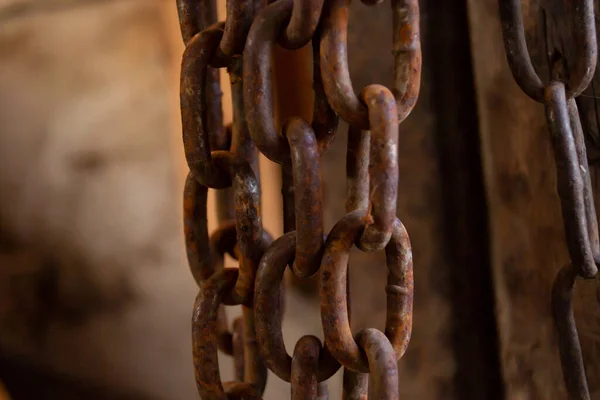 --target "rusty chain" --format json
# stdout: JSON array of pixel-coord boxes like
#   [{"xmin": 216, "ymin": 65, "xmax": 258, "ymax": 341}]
[
  {"xmin": 177, "ymin": 0, "xmax": 418, "ymax": 398},
  {"xmin": 499, "ymin": 1, "xmax": 598, "ymax": 399}
]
